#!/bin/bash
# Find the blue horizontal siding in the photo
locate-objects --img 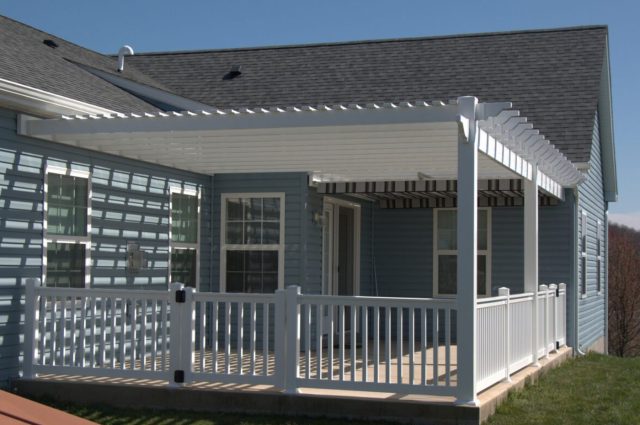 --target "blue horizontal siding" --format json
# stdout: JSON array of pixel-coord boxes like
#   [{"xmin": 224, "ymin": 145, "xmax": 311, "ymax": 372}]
[
  {"xmin": 577, "ymin": 111, "xmax": 607, "ymax": 351},
  {"xmin": 0, "ymin": 107, "xmax": 212, "ymax": 386}
]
